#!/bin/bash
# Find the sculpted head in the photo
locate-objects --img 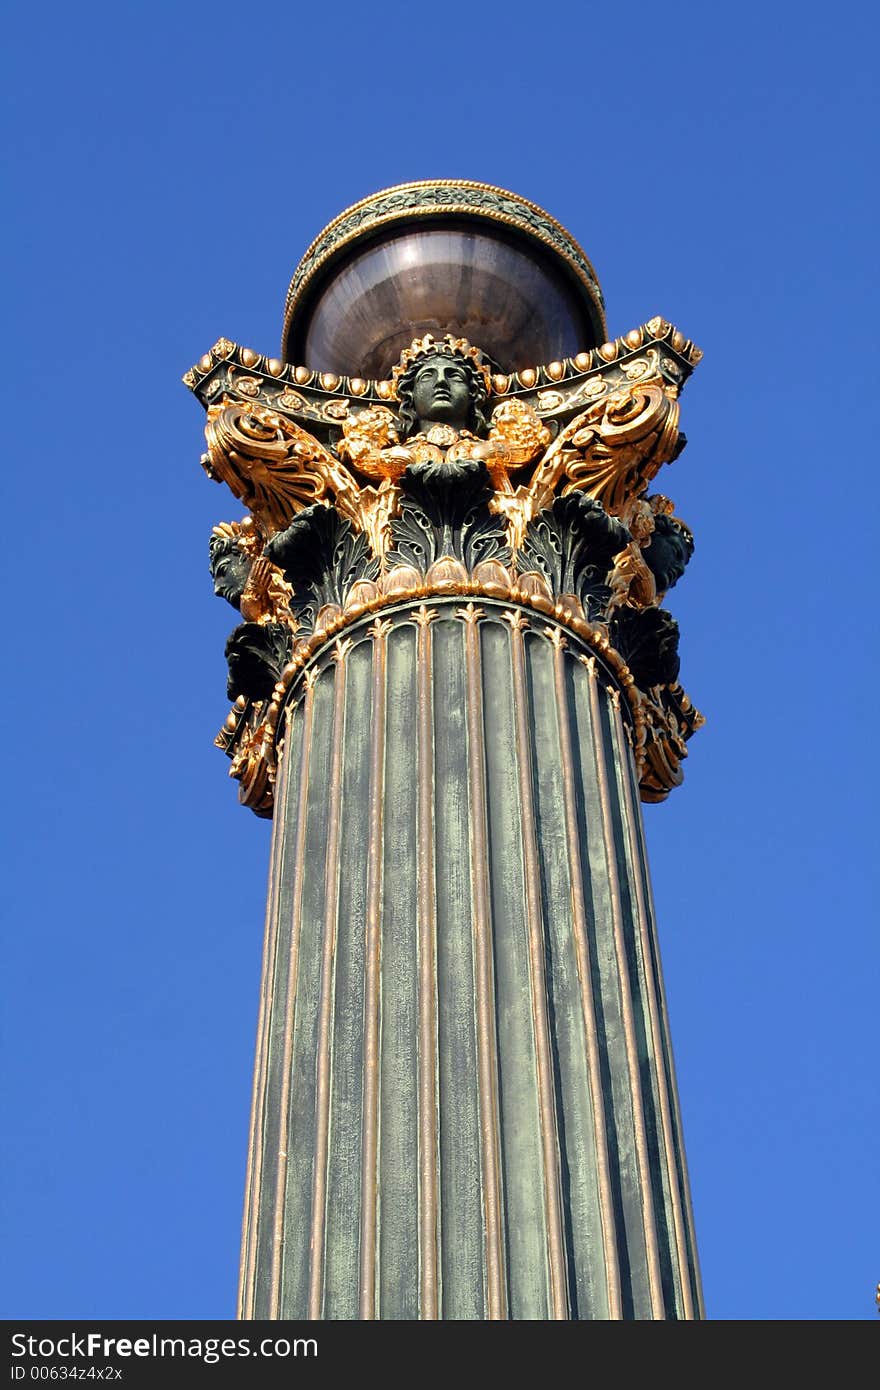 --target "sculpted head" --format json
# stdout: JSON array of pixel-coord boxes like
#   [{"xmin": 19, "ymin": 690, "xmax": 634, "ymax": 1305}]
[
  {"xmin": 643, "ymin": 513, "xmax": 694, "ymax": 594},
  {"xmin": 209, "ymin": 530, "xmax": 253, "ymax": 610},
  {"xmin": 393, "ymin": 335, "xmax": 492, "ymax": 440}
]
